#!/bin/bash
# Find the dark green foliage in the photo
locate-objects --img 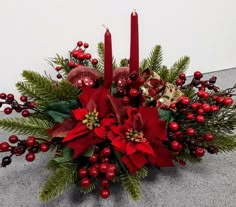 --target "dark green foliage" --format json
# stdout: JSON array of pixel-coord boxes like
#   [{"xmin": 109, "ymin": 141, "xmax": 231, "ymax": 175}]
[
  {"xmin": 212, "ymin": 134, "xmax": 236, "ymax": 152},
  {"xmin": 139, "ymin": 58, "xmax": 149, "ymax": 72},
  {"xmin": 176, "ymin": 153, "xmax": 202, "ymax": 164},
  {"xmin": 120, "ymin": 58, "xmax": 129, "ymax": 67},
  {"xmin": 0, "ymin": 116, "xmax": 53, "ymax": 138},
  {"xmin": 158, "ymin": 65, "xmax": 169, "ymax": 80},
  {"xmin": 40, "ymin": 162, "xmax": 78, "ymax": 202},
  {"xmin": 147, "ymin": 45, "xmax": 162, "ymax": 73}
]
